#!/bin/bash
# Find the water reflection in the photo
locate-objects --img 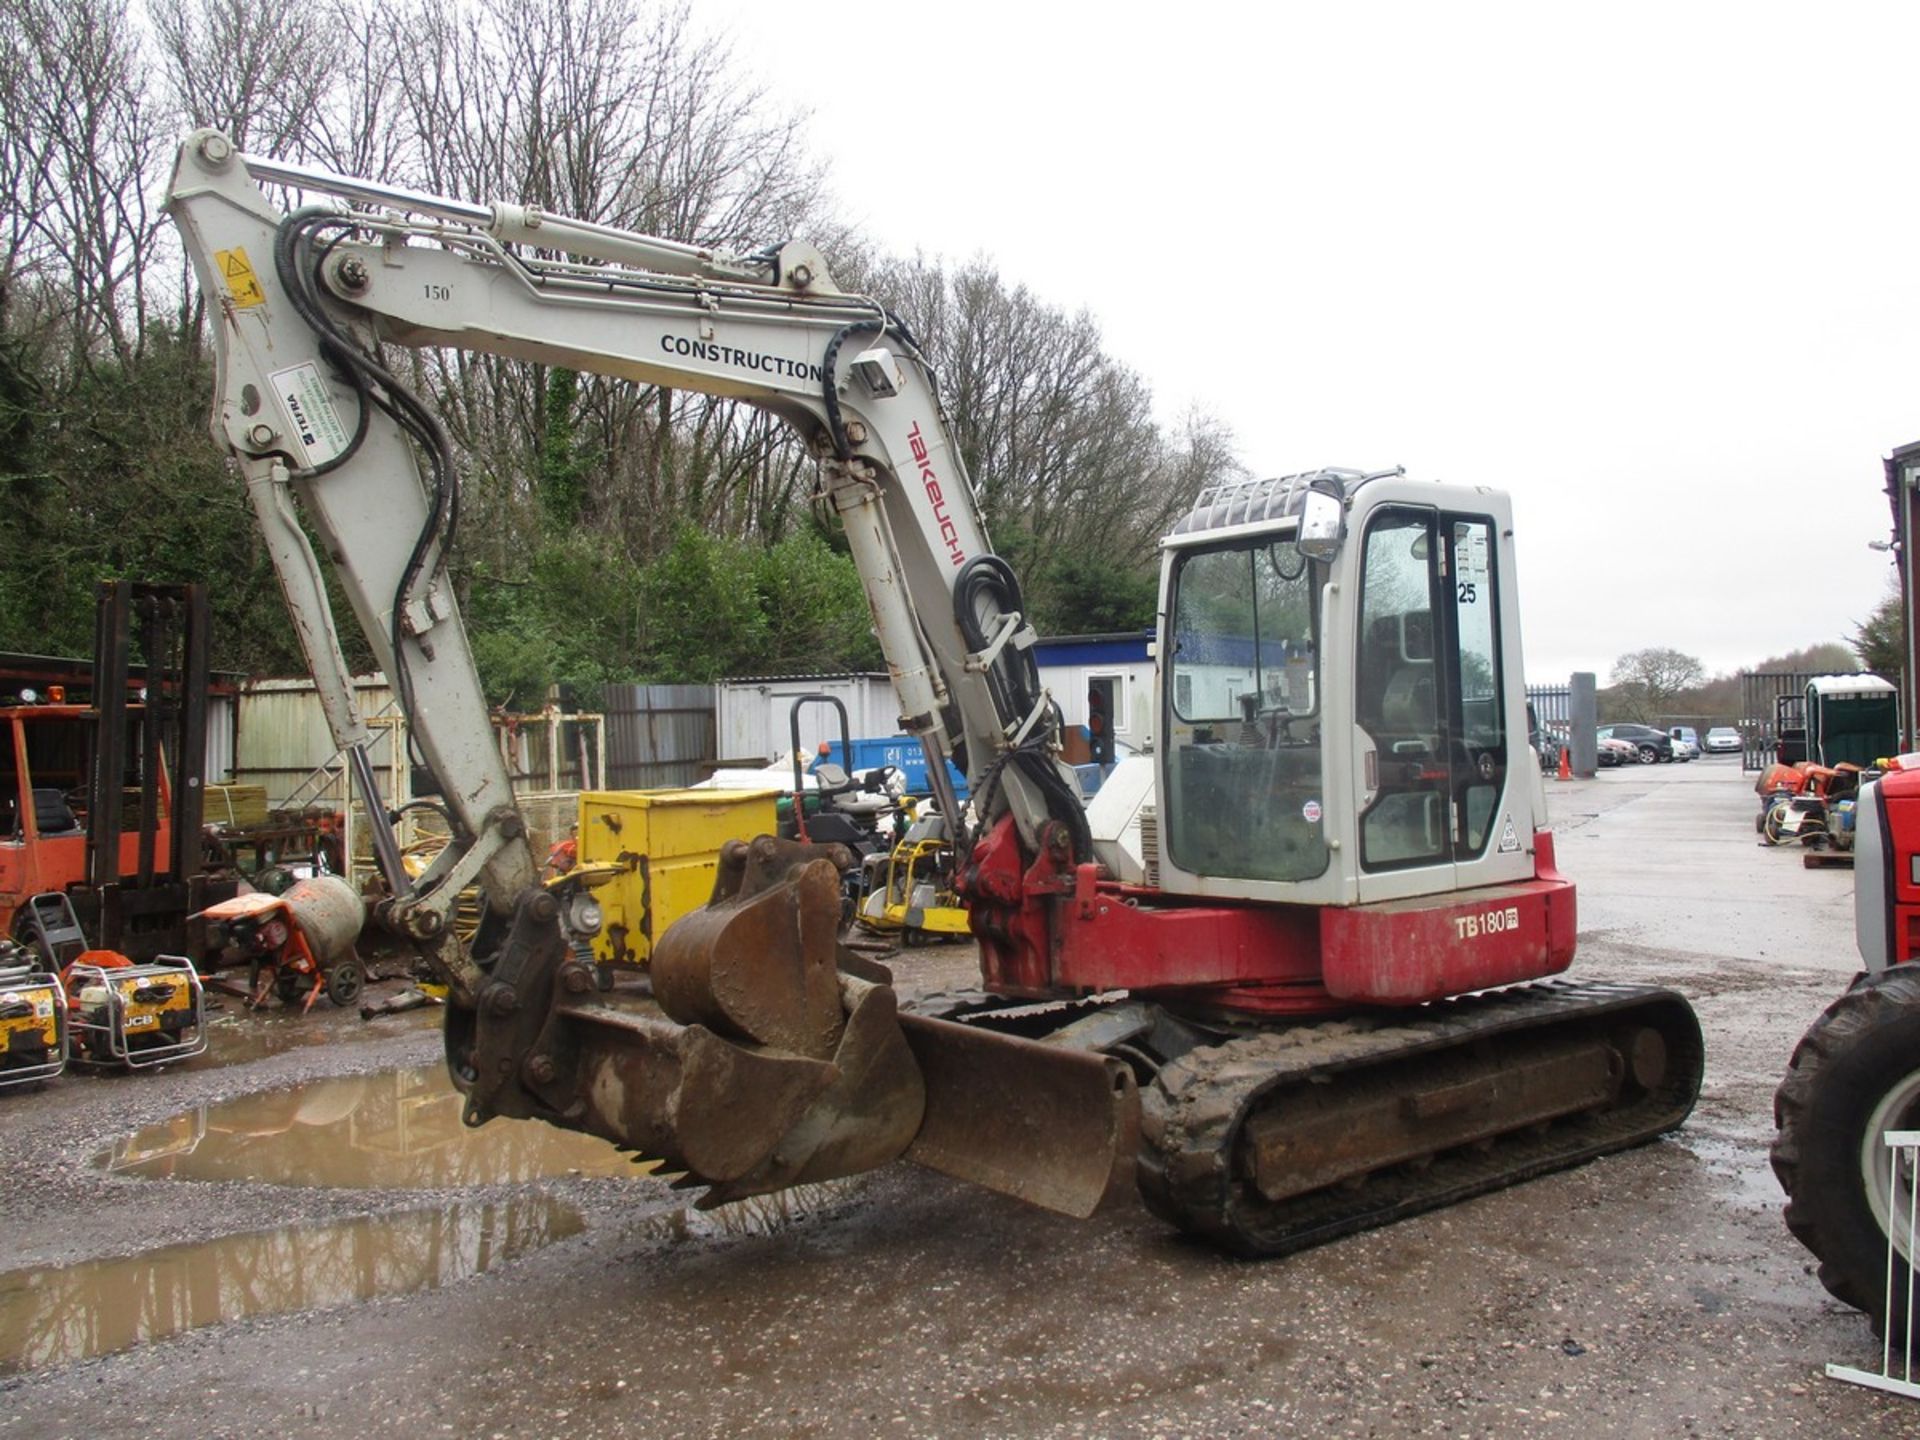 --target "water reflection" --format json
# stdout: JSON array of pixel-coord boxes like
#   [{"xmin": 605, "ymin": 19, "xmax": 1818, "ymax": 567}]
[
  {"xmin": 0, "ymin": 1199, "xmax": 581, "ymax": 1373},
  {"xmin": 100, "ymin": 1064, "xmax": 651, "ymax": 1187},
  {"xmin": 634, "ymin": 1182, "xmax": 861, "ymax": 1242}
]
